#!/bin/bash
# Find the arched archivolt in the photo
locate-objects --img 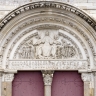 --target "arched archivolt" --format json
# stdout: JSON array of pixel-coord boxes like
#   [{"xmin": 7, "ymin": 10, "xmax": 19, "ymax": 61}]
[{"xmin": 0, "ymin": 1, "xmax": 96, "ymax": 71}]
